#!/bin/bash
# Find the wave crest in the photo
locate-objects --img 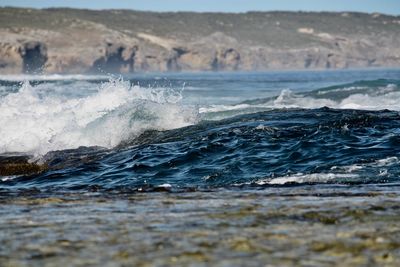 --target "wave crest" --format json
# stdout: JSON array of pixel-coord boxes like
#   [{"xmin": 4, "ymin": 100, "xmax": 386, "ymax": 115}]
[
  {"xmin": 0, "ymin": 78, "xmax": 197, "ymax": 155},
  {"xmin": 201, "ymin": 80, "xmax": 400, "ymax": 120}
]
